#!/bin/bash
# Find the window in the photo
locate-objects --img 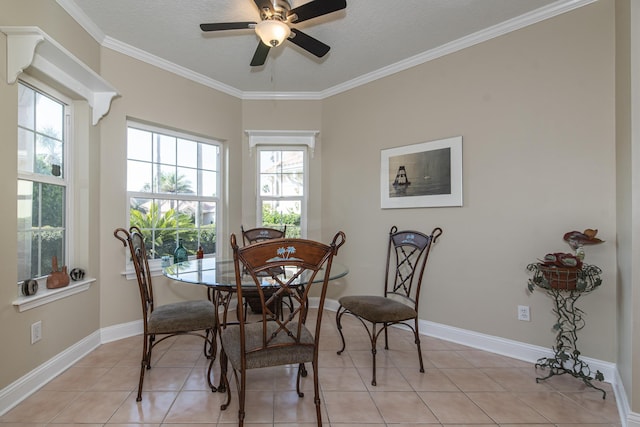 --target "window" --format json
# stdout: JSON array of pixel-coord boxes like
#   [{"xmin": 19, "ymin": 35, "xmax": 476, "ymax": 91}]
[
  {"xmin": 17, "ymin": 80, "xmax": 69, "ymax": 282},
  {"xmin": 257, "ymin": 147, "xmax": 307, "ymax": 238},
  {"xmin": 127, "ymin": 121, "xmax": 221, "ymax": 263}
]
